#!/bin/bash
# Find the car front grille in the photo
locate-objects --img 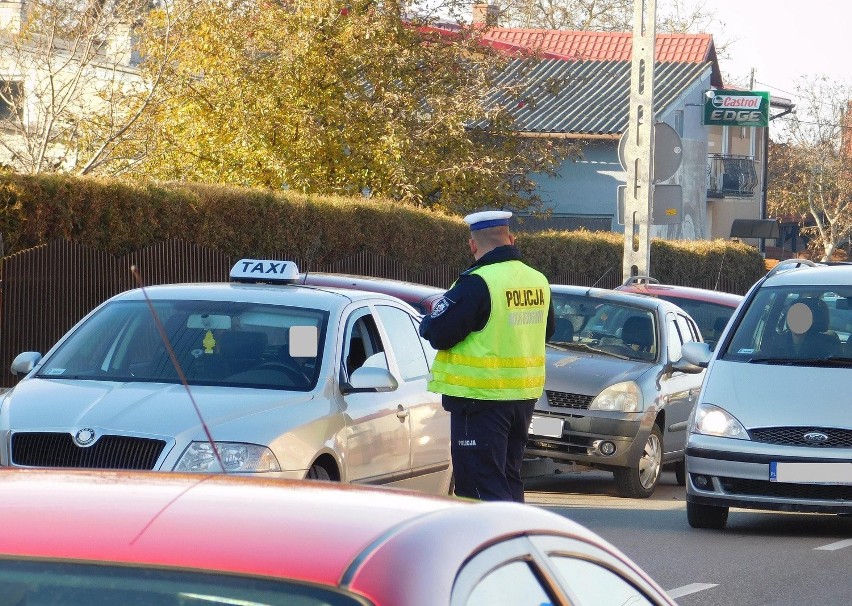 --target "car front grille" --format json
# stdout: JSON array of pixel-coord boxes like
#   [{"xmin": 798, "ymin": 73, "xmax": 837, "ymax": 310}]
[
  {"xmin": 11, "ymin": 432, "xmax": 166, "ymax": 470},
  {"xmin": 719, "ymin": 476, "xmax": 852, "ymax": 501},
  {"xmin": 545, "ymin": 390, "xmax": 594, "ymax": 410},
  {"xmin": 749, "ymin": 427, "xmax": 852, "ymax": 448},
  {"xmin": 527, "ymin": 435, "xmax": 594, "ymax": 455}
]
